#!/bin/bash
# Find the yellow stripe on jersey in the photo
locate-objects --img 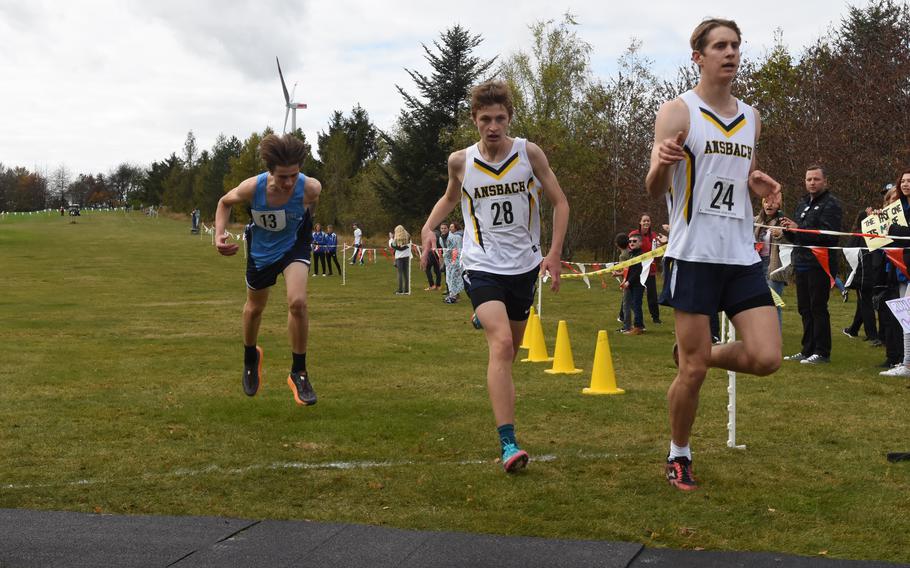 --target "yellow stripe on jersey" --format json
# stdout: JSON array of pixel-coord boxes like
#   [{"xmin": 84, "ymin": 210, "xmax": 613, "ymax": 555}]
[
  {"xmin": 473, "ymin": 152, "xmax": 520, "ymax": 180},
  {"xmin": 527, "ymin": 178, "xmax": 536, "ymax": 228},
  {"xmin": 462, "ymin": 188, "xmax": 484, "ymax": 250},
  {"xmin": 699, "ymin": 107, "xmax": 747, "ymax": 138},
  {"xmin": 682, "ymin": 146, "xmax": 695, "ymax": 224}
]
